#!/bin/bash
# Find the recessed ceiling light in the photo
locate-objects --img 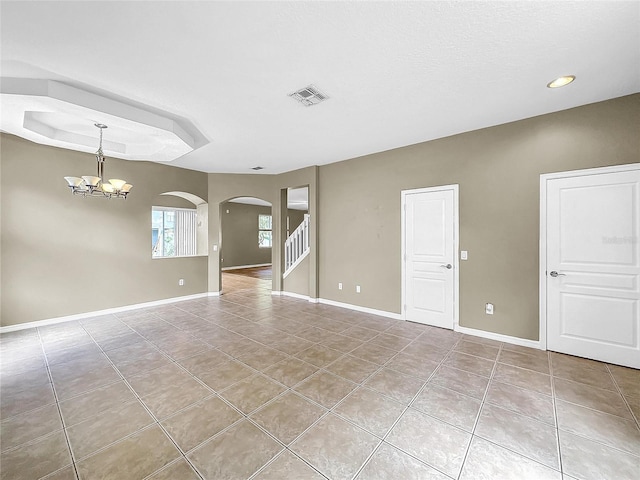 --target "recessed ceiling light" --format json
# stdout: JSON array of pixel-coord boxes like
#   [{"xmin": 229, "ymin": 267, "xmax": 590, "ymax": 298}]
[{"xmin": 547, "ymin": 75, "xmax": 576, "ymax": 88}]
